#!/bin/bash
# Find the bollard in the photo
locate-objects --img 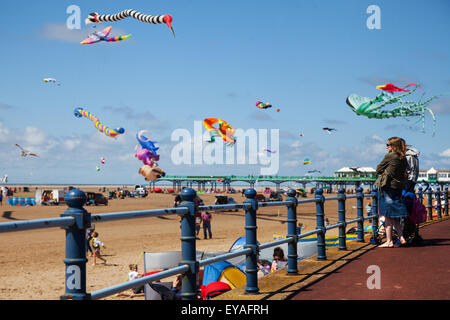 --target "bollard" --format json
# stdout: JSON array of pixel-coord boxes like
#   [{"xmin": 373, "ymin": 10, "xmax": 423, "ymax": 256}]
[
  {"xmin": 315, "ymin": 188, "xmax": 326, "ymax": 260},
  {"xmin": 371, "ymin": 187, "xmax": 380, "ymax": 245},
  {"xmin": 337, "ymin": 188, "xmax": 347, "ymax": 250},
  {"xmin": 444, "ymin": 186, "xmax": 449, "ymax": 217},
  {"xmin": 60, "ymin": 189, "xmax": 90, "ymax": 300},
  {"xmin": 286, "ymin": 189, "xmax": 298, "ymax": 275},
  {"xmin": 243, "ymin": 188, "xmax": 259, "ymax": 294},
  {"xmin": 426, "ymin": 187, "xmax": 433, "ymax": 221},
  {"xmin": 179, "ymin": 187, "xmax": 198, "ymax": 300},
  {"xmin": 356, "ymin": 187, "xmax": 364, "ymax": 243},
  {"xmin": 436, "ymin": 186, "xmax": 442, "ymax": 219}
]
